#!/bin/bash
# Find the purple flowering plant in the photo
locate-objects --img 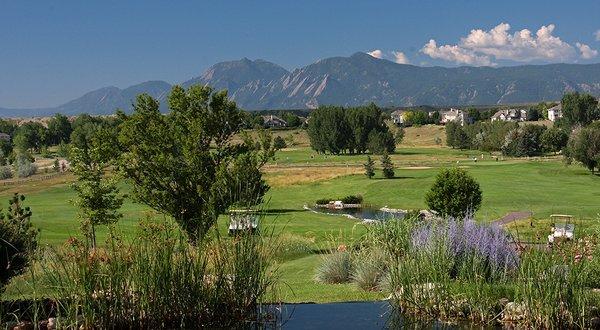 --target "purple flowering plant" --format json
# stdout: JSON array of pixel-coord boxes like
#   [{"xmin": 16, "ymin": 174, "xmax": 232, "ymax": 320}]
[{"xmin": 411, "ymin": 217, "xmax": 519, "ymax": 280}]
